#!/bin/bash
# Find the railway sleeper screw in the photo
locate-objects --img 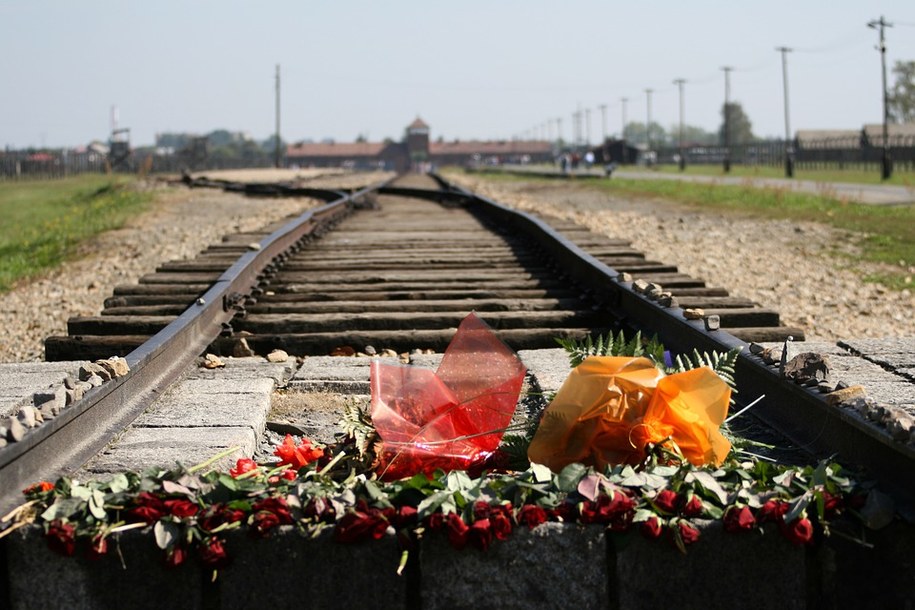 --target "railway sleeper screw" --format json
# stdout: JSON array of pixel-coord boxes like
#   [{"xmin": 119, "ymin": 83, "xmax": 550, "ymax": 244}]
[
  {"xmin": 704, "ymin": 315, "xmax": 721, "ymax": 331},
  {"xmin": 617, "ymin": 272, "xmax": 633, "ymax": 283}
]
